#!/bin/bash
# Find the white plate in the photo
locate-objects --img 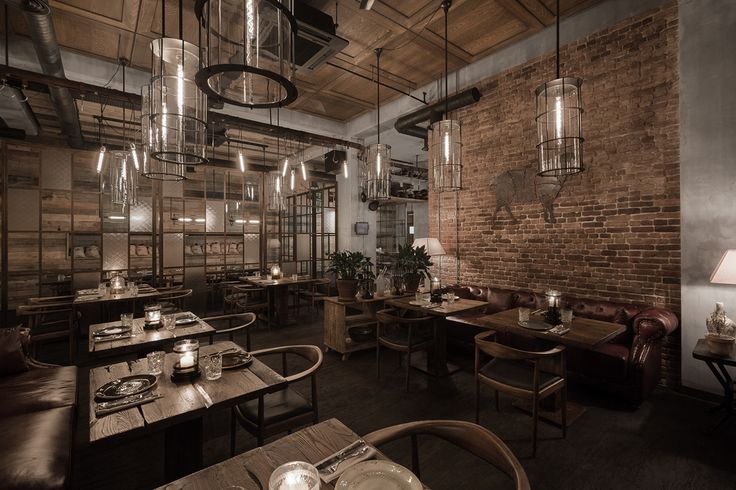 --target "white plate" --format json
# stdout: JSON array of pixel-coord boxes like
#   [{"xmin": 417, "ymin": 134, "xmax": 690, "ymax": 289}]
[
  {"xmin": 408, "ymin": 300, "xmax": 427, "ymax": 306},
  {"xmin": 336, "ymin": 460, "xmax": 422, "ymax": 490}
]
